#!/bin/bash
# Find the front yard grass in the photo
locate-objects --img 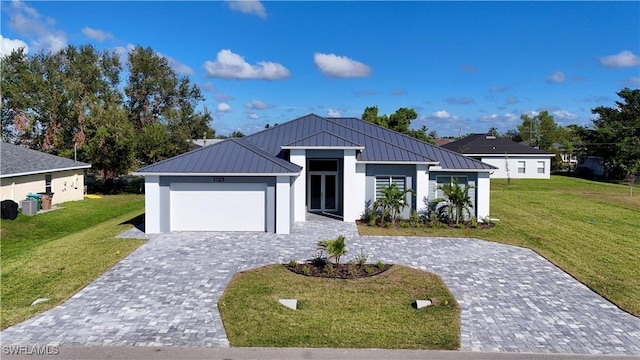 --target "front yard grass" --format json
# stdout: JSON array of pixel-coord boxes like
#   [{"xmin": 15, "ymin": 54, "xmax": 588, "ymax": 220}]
[
  {"xmin": 219, "ymin": 264, "xmax": 460, "ymax": 349},
  {"xmin": 358, "ymin": 176, "xmax": 640, "ymax": 317},
  {"xmin": 1, "ymin": 195, "xmax": 146, "ymax": 329}
]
